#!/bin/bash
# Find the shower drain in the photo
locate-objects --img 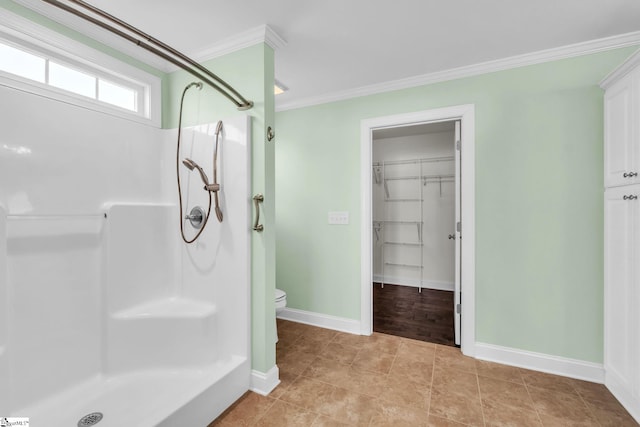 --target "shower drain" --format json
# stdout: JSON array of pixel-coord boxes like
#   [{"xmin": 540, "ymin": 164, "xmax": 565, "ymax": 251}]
[{"xmin": 77, "ymin": 412, "xmax": 103, "ymax": 427}]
